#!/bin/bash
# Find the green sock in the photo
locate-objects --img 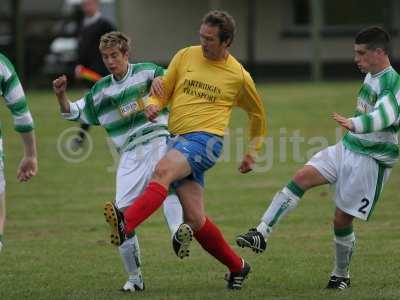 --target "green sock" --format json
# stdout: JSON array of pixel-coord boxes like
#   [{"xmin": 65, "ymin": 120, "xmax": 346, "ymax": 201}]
[{"xmin": 286, "ymin": 180, "xmax": 305, "ymax": 198}]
